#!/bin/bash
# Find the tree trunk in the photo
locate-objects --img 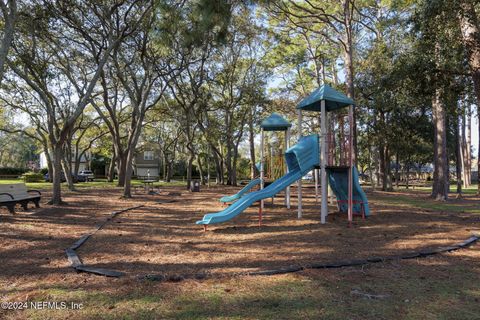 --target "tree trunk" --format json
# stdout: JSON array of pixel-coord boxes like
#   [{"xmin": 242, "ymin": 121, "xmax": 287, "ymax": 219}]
[
  {"xmin": 368, "ymin": 145, "xmax": 375, "ymax": 190},
  {"xmin": 225, "ymin": 154, "xmax": 232, "ymax": 185},
  {"xmin": 385, "ymin": 146, "xmax": 392, "ymax": 191},
  {"xmin": 107, "ymin": 151, "xmax": 116, "ymax": 183},
  {"xmin": 458, "ymin": 0, "xmax": 480, "ymax": 194},
  {"xmin": 248, "ymin": 108, "xmax": 258, "ymax": 179},
  {"xmin": 0, "ymin": 0, "xmax": 17, "ymax": 84},
  {"xmin": 343, "ymin": 1, "xmax": 356, "ymax": 162},
  {"xmin": 186, "ymin": 152, "xmax": 194, "ymax": 189},
  {"xmin": 50, "ymin": 146, "xmax": 64, "ymax": 205},
  {"xmin": 122, "ymin": 112, "xmax": 147, "ymax": 198},
  {"xmin": 207, "ymin": 150, "xmax": 211, "ymax": 187},
  {"xmin": 231, "ymin": 145, "xmax": 239, "ymax": 186},
  {"xmin": 197, "ymin": 154, "xmax": 205, "ymax": 185},
  {"xmin": 117, "ymin": 152, "xmax": 127, "ymax": 187},
  {"xmin": 213, "ymin": 152, "xmax": 223, "ymax": 184},
  {"xmin": 329, "ymin": 116, "xmax": 336, "ymax": 165},
  {"xmin": 455, "ymin": 111, "xmax": 463, "ymax": 197},
  {"xmin": 339, "ymin": 115, "xmax": 345, "ymax": 165},
  {"xmin": 42, "ymin": 143, "xmax": 54, "ymax": 182},
  {"xmin": 379, "ymin": 145, "xmax": 386, "ymax": 191},
  {"xmin": 62, "ymin": 135, "xmax": 75, "ymax": 190},
  {"xmin": 406, "ymin": 164, "xmax": 410, "ymax": 189},
  {"xmin": 123, "ymin": 150, "xmax": 134, "ymax": 198},
  {"xmin": 166, "ymin": 161, "xmax": 173, "ymax": 182},
  {"xmin": 465, "ymin": 106, "xmax": 472, "ymax": 186},
  {"xmin": 73, "ymin": 155, "xmax": 81, "ymax": 177},
  {"xmin": 431, "ymin": 85, "xmax": 449, "ymax": 201},
  {"xmin": 225, "ymin": 138, "xmax": 233, "ymax": 185},
  {"xmin": 395, "ymin": 152, "xmax": 399, "ymax": 189},
  {"xmin": 461, "ymin": 109, "xmax": 468, "ymax": 188},
  {"xmin": 163, "ymin": 153, "xmax": 168, "ymax": 182},
  {"xmin": 61, "ymin": 157, "xmax": 75, "ymax": 191}
]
